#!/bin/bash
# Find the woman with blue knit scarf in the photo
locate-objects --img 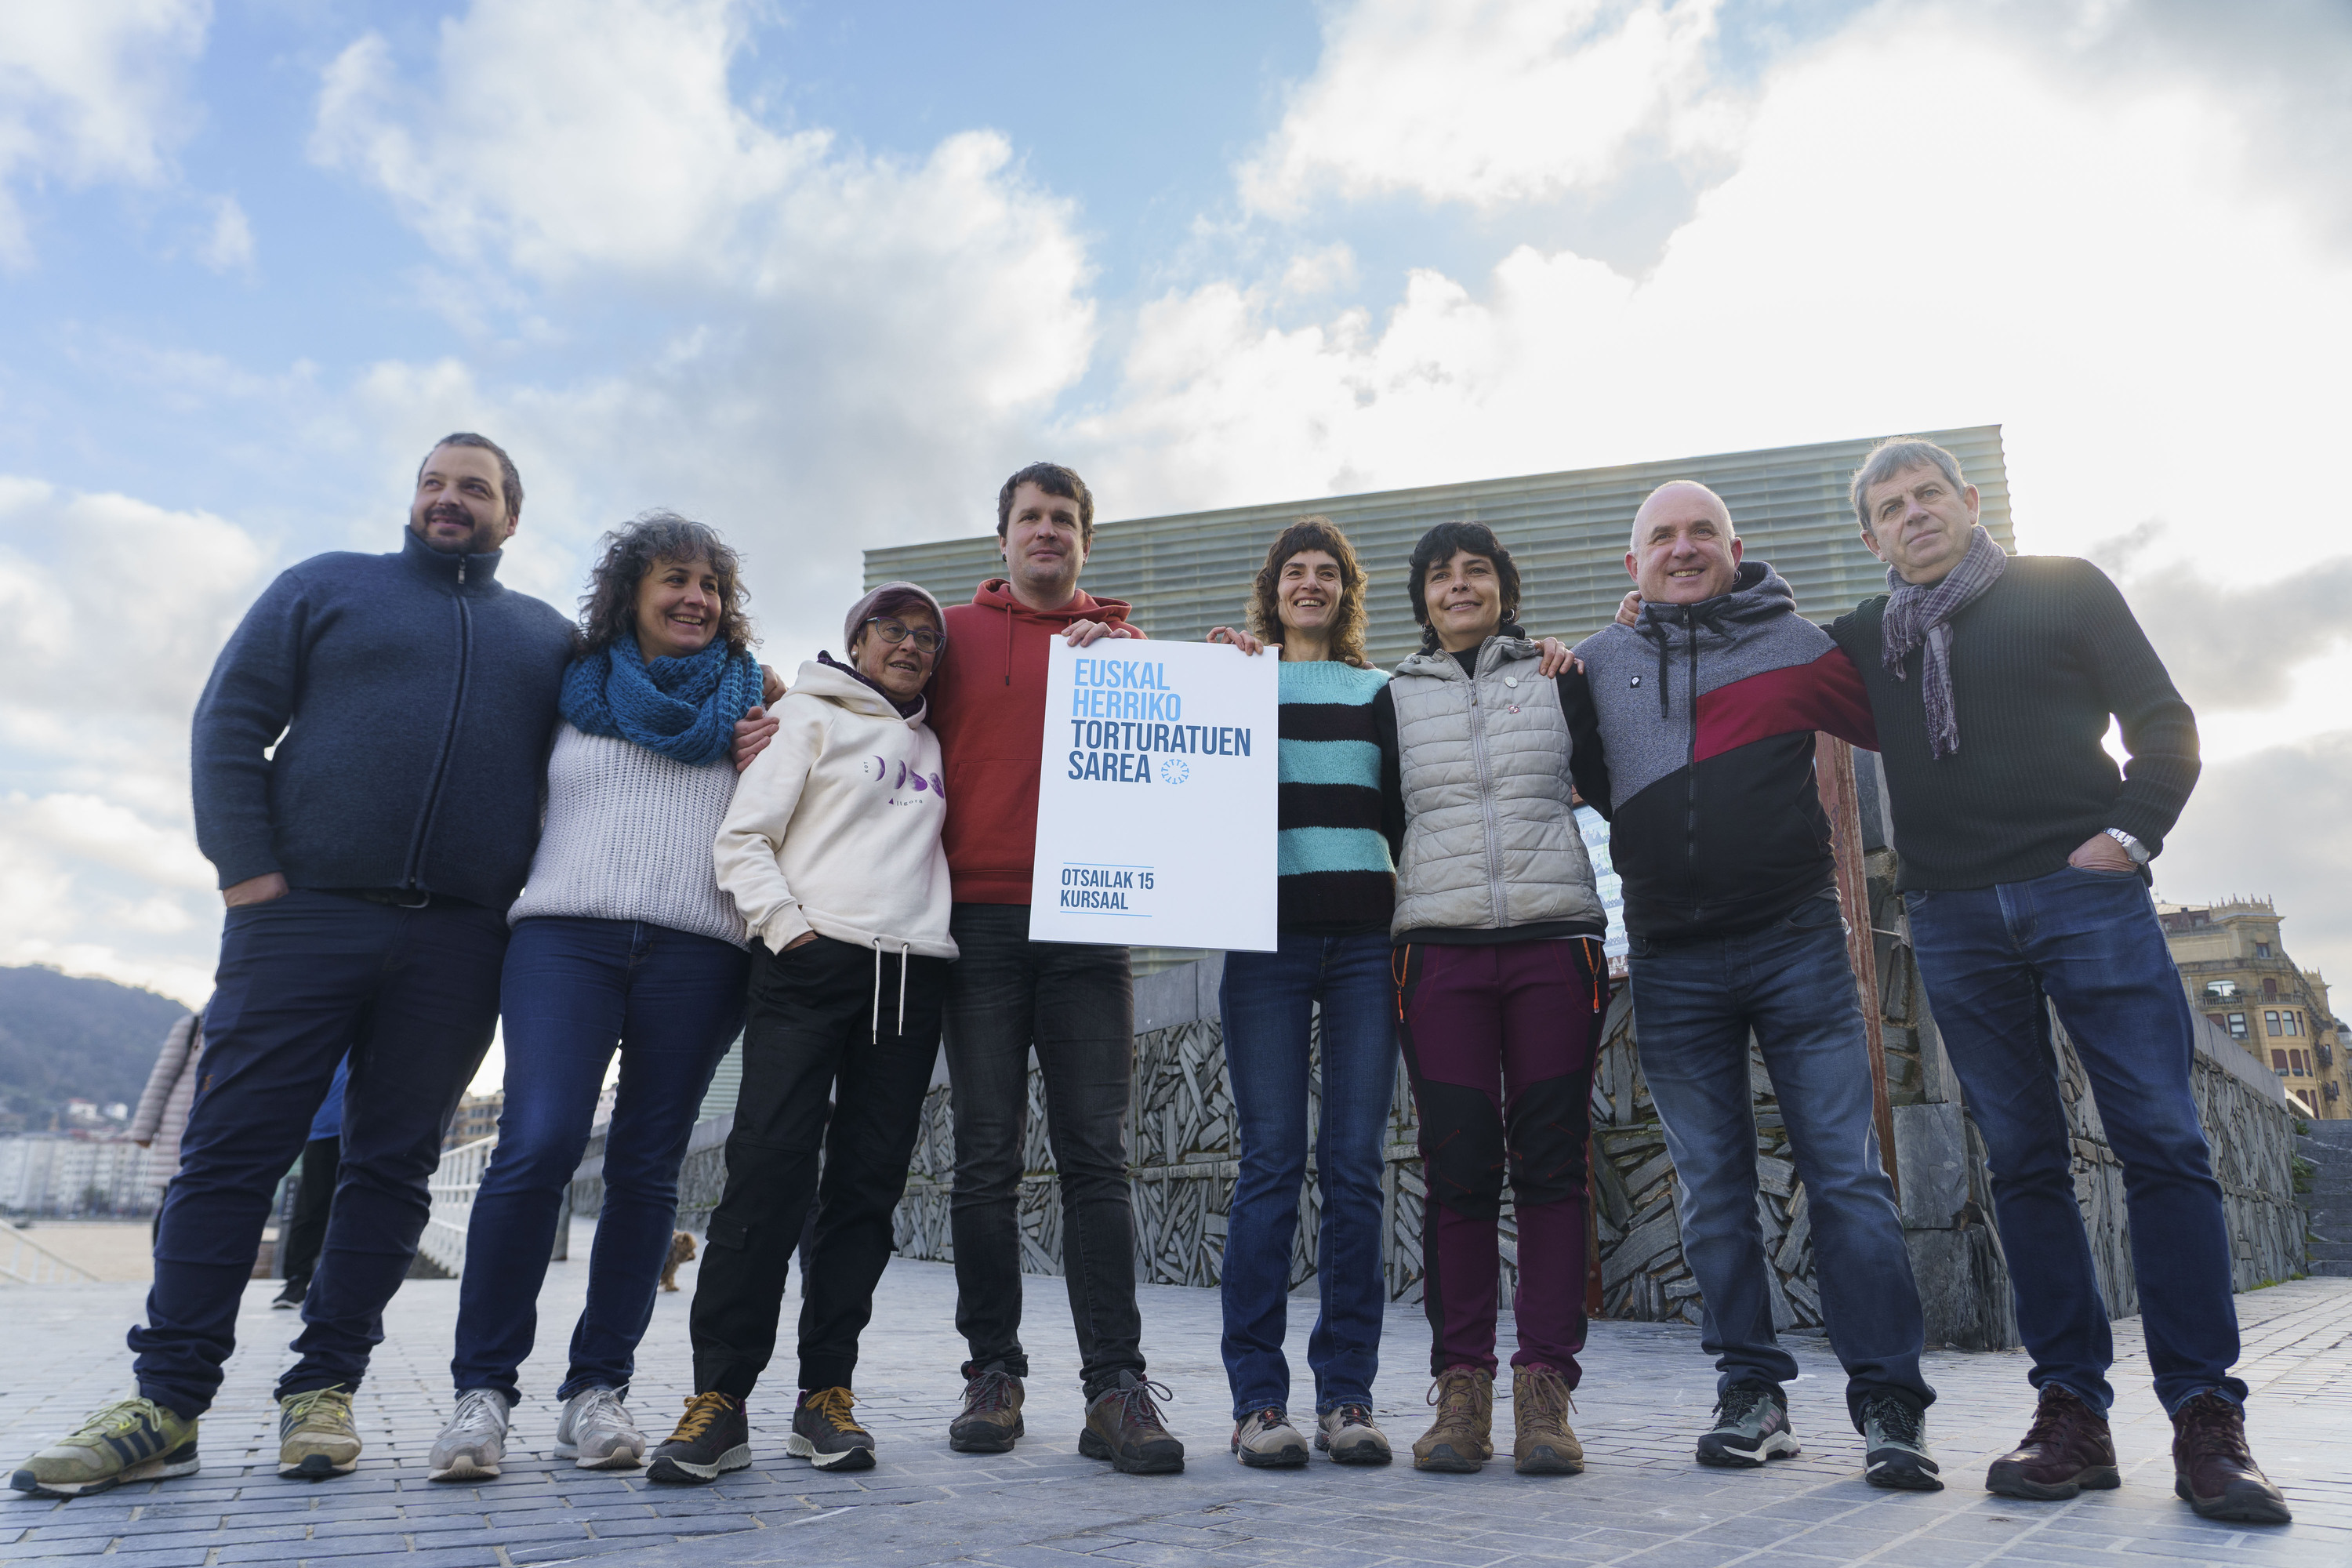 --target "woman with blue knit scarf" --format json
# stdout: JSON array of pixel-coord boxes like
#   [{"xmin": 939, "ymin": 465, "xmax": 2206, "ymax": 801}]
[{"xmin": 426, "ymin": 510, "xmax": 770, "ymax": 1484}]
